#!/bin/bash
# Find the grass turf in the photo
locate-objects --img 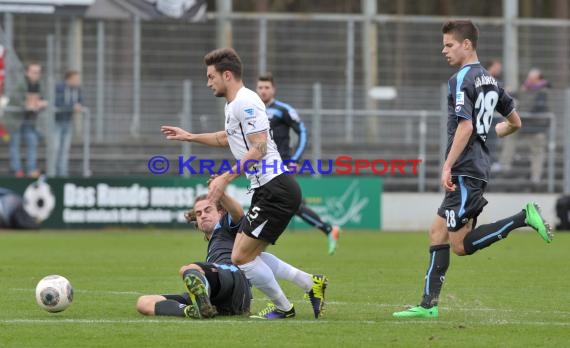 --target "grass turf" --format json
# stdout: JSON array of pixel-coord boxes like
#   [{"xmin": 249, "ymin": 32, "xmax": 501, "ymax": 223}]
[{"xmin": 0, "ymin": 229, "xmax": 568, "ymax": 347}]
